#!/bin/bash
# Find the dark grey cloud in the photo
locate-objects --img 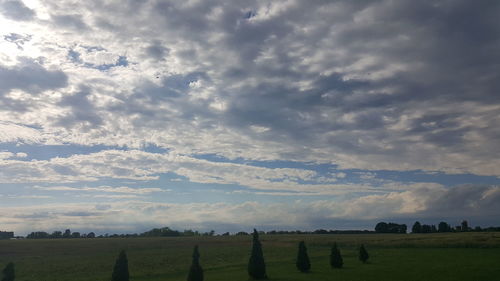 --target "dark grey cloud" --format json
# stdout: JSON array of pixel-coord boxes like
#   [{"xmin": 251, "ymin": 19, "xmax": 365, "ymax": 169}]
[
  {"xmin": 62, "ymin": 211, "xmax": 100, "ymax": 217},
  {"xmin": 0, "ymin": 58, "xmax": 67, "ymax": 111},
  {"xmin": 52, "ymin": 14, "xmax": 89, "ymax": 30},
  {"xmin": 3, "ymin": 0, "xmax": 497, "ymax": 174},
  {"xmin": 400, "ymin": 185, "xmax": 500, "ymax": 227},
  {"xmin": 0, "ymin": 0, "xmax": 35, "ymax": 21},
  {"xmin": 81, "ymin": 0, "xmax": 498, "ymax": 172},
  {"xmin": 55, "ymin": 86, "xmax": 103, "ymax": 129},
  {"xmin": 0, "ymin": 59, "xmax": 67, "ymax": 95},
  {"xmin": 144, "ymin": 41, "xmax": 169, "ymax": 60},
  {"xmin": 14, "ymin": 212, "xmax": 54, "ymax": 219}
]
